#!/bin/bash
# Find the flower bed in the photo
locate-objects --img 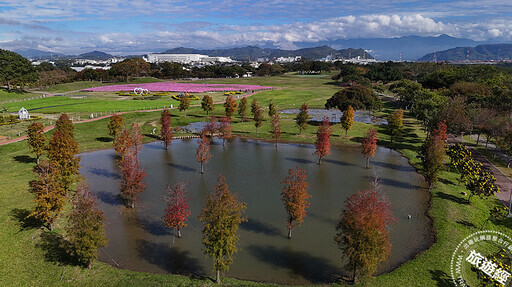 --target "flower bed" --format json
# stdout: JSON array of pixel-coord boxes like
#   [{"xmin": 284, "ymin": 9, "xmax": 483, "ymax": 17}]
[{"xmin": 83, "ymin": 82, "xmax": 273, "ymax": 93}]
